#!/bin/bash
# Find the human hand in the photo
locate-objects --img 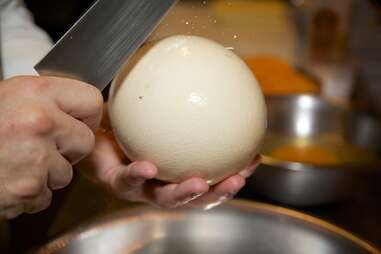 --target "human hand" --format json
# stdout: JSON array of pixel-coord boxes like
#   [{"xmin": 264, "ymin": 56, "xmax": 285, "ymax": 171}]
[
  {"xmin": 0, "ymin": 76, "xmax": 103, "ymax": 219},
  {"xmin": 78, "ymin": 105, "xmax": 261, "ymax": 209}
]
